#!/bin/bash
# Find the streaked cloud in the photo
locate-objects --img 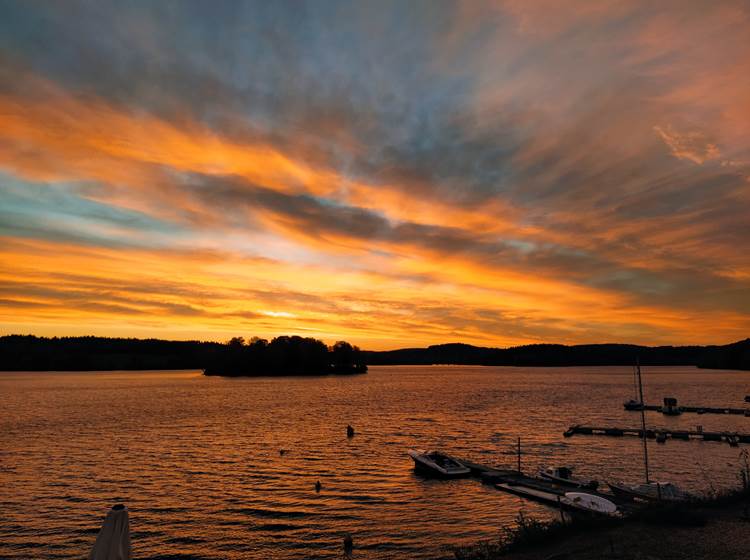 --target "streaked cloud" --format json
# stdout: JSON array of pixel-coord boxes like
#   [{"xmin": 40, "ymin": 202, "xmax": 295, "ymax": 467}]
[{"xmin": 0, "ymin": 0, "xmax": 748, "ymax": 348}]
